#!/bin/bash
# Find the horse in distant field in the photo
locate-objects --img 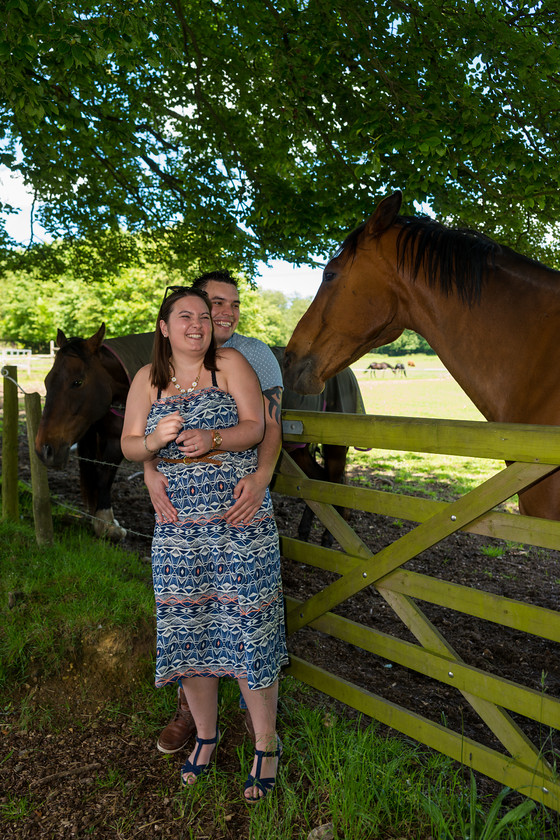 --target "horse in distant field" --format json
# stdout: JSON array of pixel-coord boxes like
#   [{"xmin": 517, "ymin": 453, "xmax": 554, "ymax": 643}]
[
  {"xmin": 407, "ymin": 360, "xmax": 416, "ymax": 367},
  {"xmin": 271, "ymin": 346, "xmax": 364, "ymax": 547},
  {"xmin": 283, "ymin": 190, "xmax": 560, "ymax": 520},
  {"xmin": 366, "ymin": 361, "xmax": 394, "ymax": 377},
  {"xmin": 393, "ymin": 362, "xmax": 406, "ymax": 376}
]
